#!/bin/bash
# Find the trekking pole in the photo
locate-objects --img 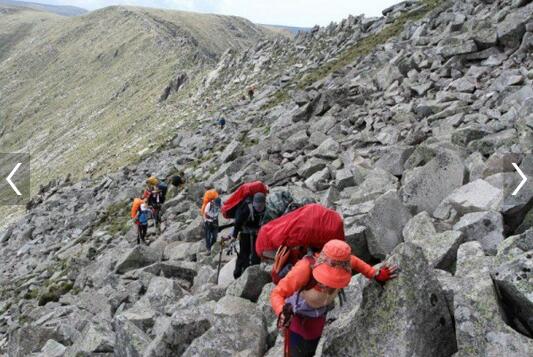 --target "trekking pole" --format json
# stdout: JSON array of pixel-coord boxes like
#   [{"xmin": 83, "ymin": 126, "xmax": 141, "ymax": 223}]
[{"xmin": 216, "ymin": 237, "xmax": 226, "ymax": 284}]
